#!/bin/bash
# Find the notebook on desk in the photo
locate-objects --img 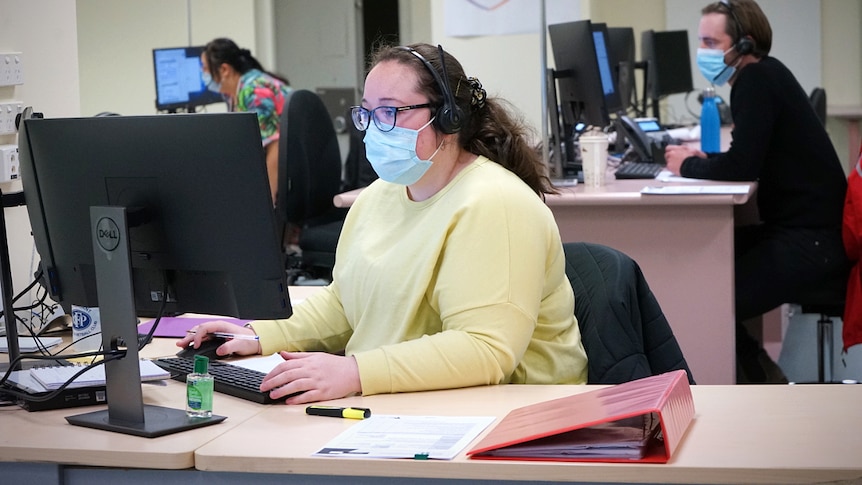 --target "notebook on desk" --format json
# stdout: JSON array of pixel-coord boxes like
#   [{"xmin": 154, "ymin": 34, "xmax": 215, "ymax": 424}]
[
  {"xmin": 28, "ymin": 359, "xmax": 169, "ymax": 390},
  {"xmin": 0, "ymin": 337, "xmax": 62, "ymax": 353}
]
